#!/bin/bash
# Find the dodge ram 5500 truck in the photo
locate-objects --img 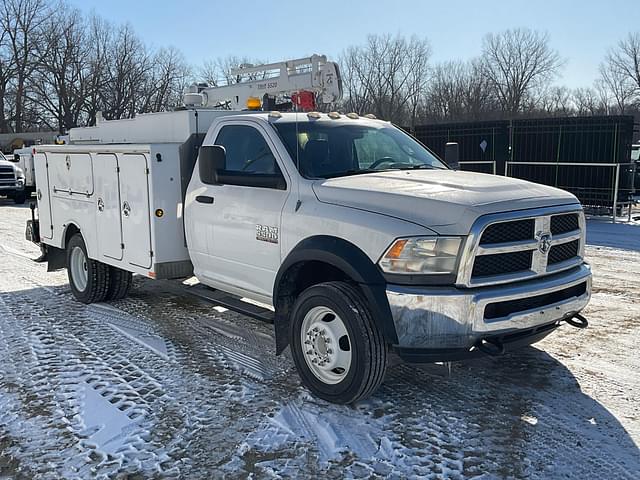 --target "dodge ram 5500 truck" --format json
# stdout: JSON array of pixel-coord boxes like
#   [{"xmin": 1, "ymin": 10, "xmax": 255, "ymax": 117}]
[
  {"xmin": 26, "ymin": 109, "xmax": 591, "ymax": 403},
  {"xmin": 25, "ymin": 56, "xmax": 591, "ymax": 403}
]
